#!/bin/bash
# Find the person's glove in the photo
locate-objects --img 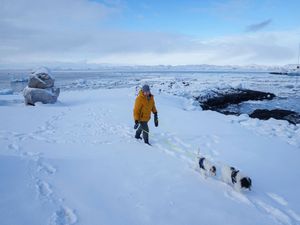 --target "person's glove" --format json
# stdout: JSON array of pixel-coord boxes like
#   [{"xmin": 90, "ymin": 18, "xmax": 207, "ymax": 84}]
[
  {"xmin": 154, "ymin": 113, "xmax": 158, "ymax": 127},
  {"xmin": 134, "ymin": 120, "xmax": 139, "ymax": 129}
]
